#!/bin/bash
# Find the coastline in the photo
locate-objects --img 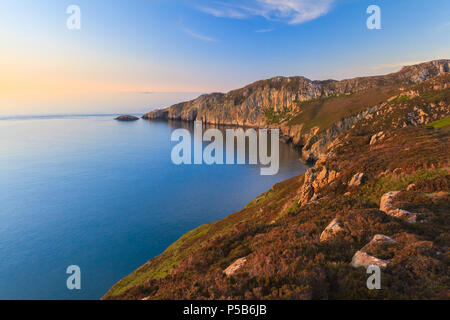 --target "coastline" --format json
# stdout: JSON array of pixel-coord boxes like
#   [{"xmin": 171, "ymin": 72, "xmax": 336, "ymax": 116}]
[{"xmin": 103, "ymin": 60, "xmax": 449, "ymax": 300}]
